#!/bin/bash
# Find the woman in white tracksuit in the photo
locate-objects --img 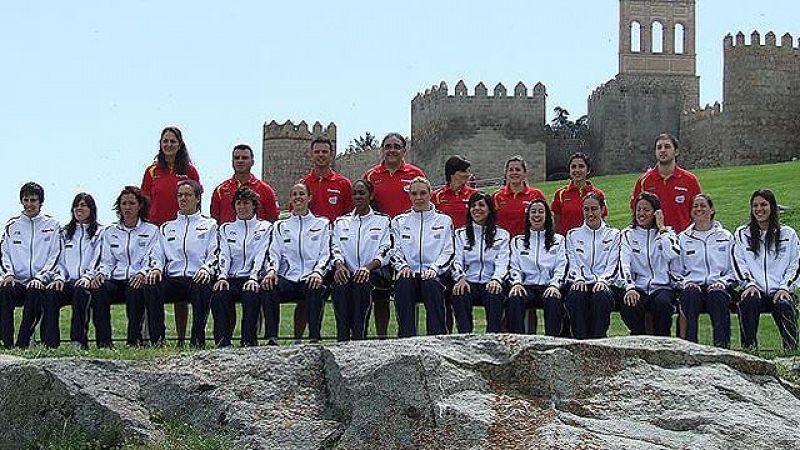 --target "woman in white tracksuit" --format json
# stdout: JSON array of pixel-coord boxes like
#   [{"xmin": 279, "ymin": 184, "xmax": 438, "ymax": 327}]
[
  {"xmin": 672, "ymin": 193, "xmax": 735, "ymax": 348},
  {"xmin": 451, "ymin": 191, "xmax": 510, "ymax": 333},
  {"xmin": 564, "ymin": 192, "xmax": 620, "ymax": 339},
  {"xmin": 619, "ymin": 191, "xmax": 681, "ymax": 336},
  {"xmin": 260, "ymin": 183, "xmax": 331, "ymax": 344},
  {"xmin": 390, "ymin": 176, "xmax": 454, "ymax": 337},
  {"xmin": 732, "ymin": 189, "xmax": 800, "ymax": 350},
  {"xmin": 507, "ymin": 198, "xmax": 568, "ymax": 335},
  {"xmin": 330, "ymin": 179, "xmax": 392, "ymax": 341}
]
